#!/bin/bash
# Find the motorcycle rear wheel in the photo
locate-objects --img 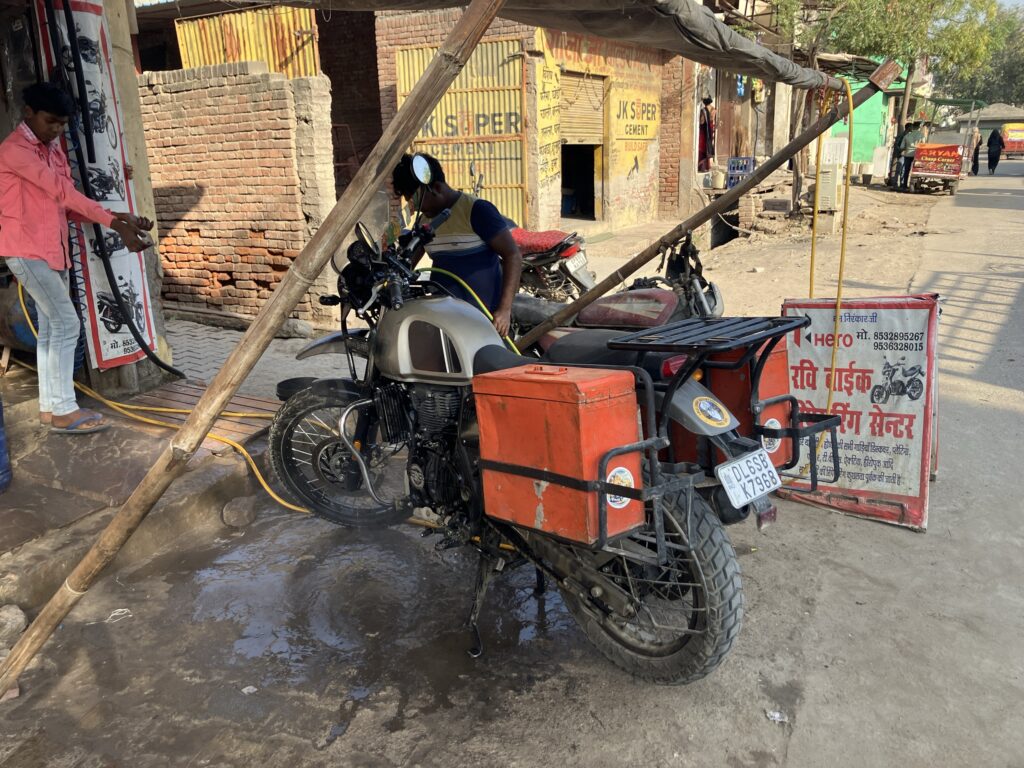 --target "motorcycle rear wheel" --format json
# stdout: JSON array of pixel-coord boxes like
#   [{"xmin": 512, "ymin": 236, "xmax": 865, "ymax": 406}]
[
  {"xmin": 559, "ymin": 495, "xmax": 743, "ymax": 684},
  {"xmin": 906, "ymin": 377, "xmax": 924, "ymax": 400},
  {"xmin": 269, "ymin": 387, "xmax": 410, "ymax": 527}
]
